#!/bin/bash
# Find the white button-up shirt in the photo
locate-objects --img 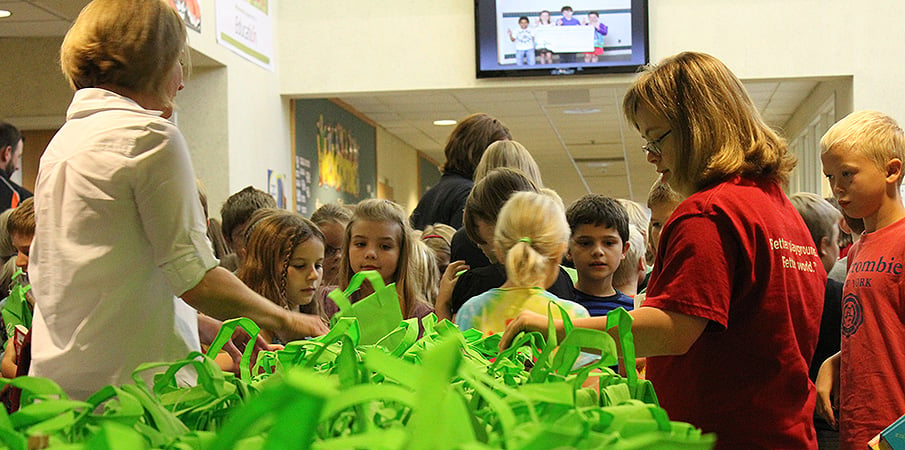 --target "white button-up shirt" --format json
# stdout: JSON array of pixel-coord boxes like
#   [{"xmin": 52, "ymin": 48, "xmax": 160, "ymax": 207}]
[{"xmin": 29, "ymin": 88, "xmax": 218, "ymax": 400}]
